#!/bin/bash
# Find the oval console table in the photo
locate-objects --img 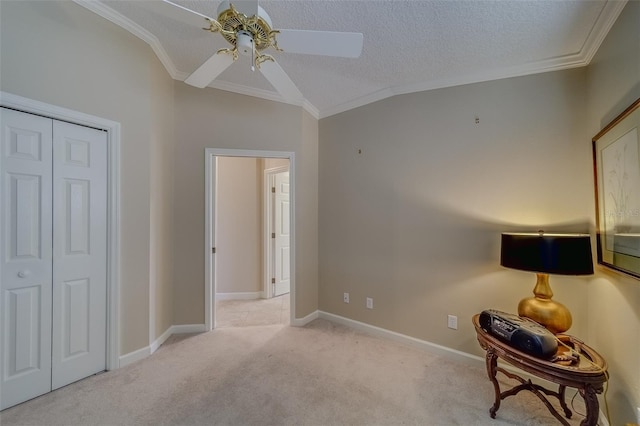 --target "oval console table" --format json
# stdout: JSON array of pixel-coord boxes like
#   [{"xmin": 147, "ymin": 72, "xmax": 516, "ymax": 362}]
[{"xmin": 472, "ymin": 314, "xmax": 608, "ymax": 426}]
